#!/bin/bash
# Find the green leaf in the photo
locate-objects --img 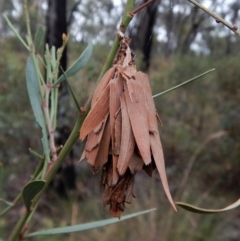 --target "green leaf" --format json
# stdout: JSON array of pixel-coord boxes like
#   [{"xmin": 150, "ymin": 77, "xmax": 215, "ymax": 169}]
[
  {"xmin": 60, "ymin": 66, "xmax": 80, "ymax": 110},
  {"xmin": 176, "ymin": 199, "xmax": 240, "ymax": 214},
  {"xmin": 55, "ymin": 41, "xmax": 93, "ymax": 85},
  {"xmin": 34, "ymin": 25, "xmax": 44, "ymax": 53},
  {"xmin": 3, "ymin": 14, "xmax": 29, "ymax": 50},
  {"xmin": 152, "ymin": 68, "xmax": 215, "ymax": 98},
  {"xmin": 0, "ymin": 198, "xmax": 14, "ymax": 206},
  {"xmin": 26, "ymin": 208, "xmax": 156, "ymax": 237},
  {"xmin": 26, "ymin": 57, "xmax": 49, "ymax": 159},
  {"xmin": 22, "ymin": 181, "xmax": 45, "ymax": 211}
]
